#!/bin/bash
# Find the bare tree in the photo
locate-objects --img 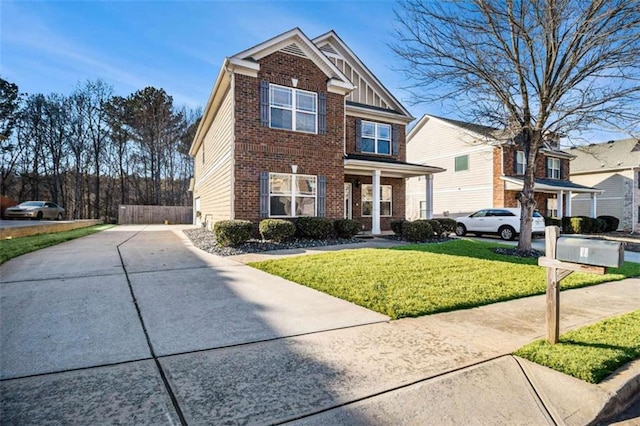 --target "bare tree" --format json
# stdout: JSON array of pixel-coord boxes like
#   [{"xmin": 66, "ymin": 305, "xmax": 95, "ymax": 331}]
[
  {"xmin": 393, "ymin": 0, "xmax": 640, "ymax": 250},
  {"xmin": 0, "ymin": 78, "xmax": 22, "ymax": 196}
]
